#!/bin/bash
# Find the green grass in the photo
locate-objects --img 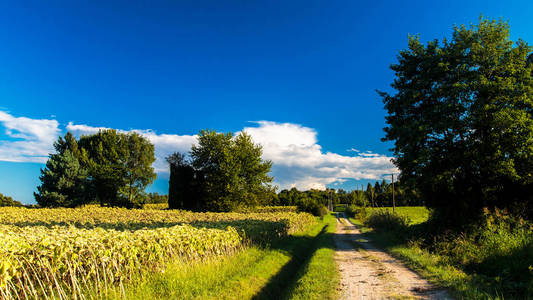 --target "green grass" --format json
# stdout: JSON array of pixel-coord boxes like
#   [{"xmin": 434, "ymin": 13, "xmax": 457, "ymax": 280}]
[
  {"xmin": 105, "ymin": 213, "xmax": 339, "ymax": 300},
  {"xmin": 348, "ymin": 207, "xmax": 533, "ymax": 299},
  {"xmin": 365, "ymin": 206, "xmax": 430, "ymax": 224},
  {"xmin": 285, "ymin": 213, "xmax": 339, "ymax": 300}
]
